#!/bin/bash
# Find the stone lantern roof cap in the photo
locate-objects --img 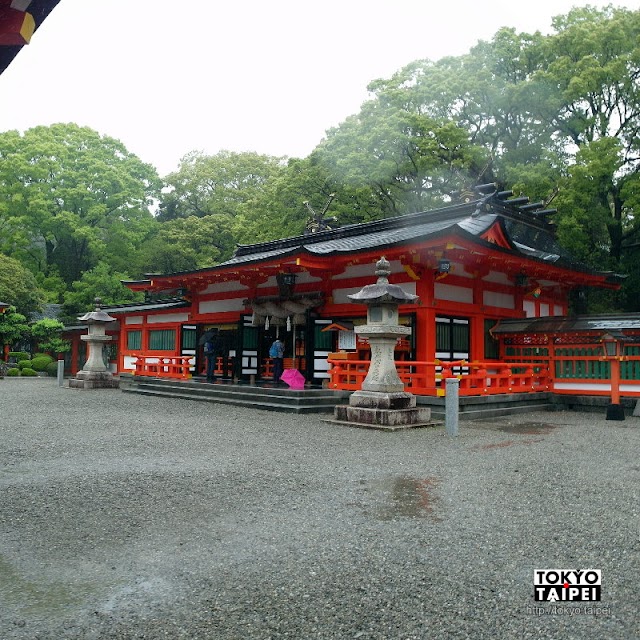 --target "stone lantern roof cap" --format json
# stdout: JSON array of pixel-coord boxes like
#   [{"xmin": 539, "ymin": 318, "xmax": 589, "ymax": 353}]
[
  {"xmin": 348, "ymin": 256, "xmax": 420, "ymax": 305},
  {"xmin": 77, "ymin": 298, "xmax": 117, "ymax": 323}
]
